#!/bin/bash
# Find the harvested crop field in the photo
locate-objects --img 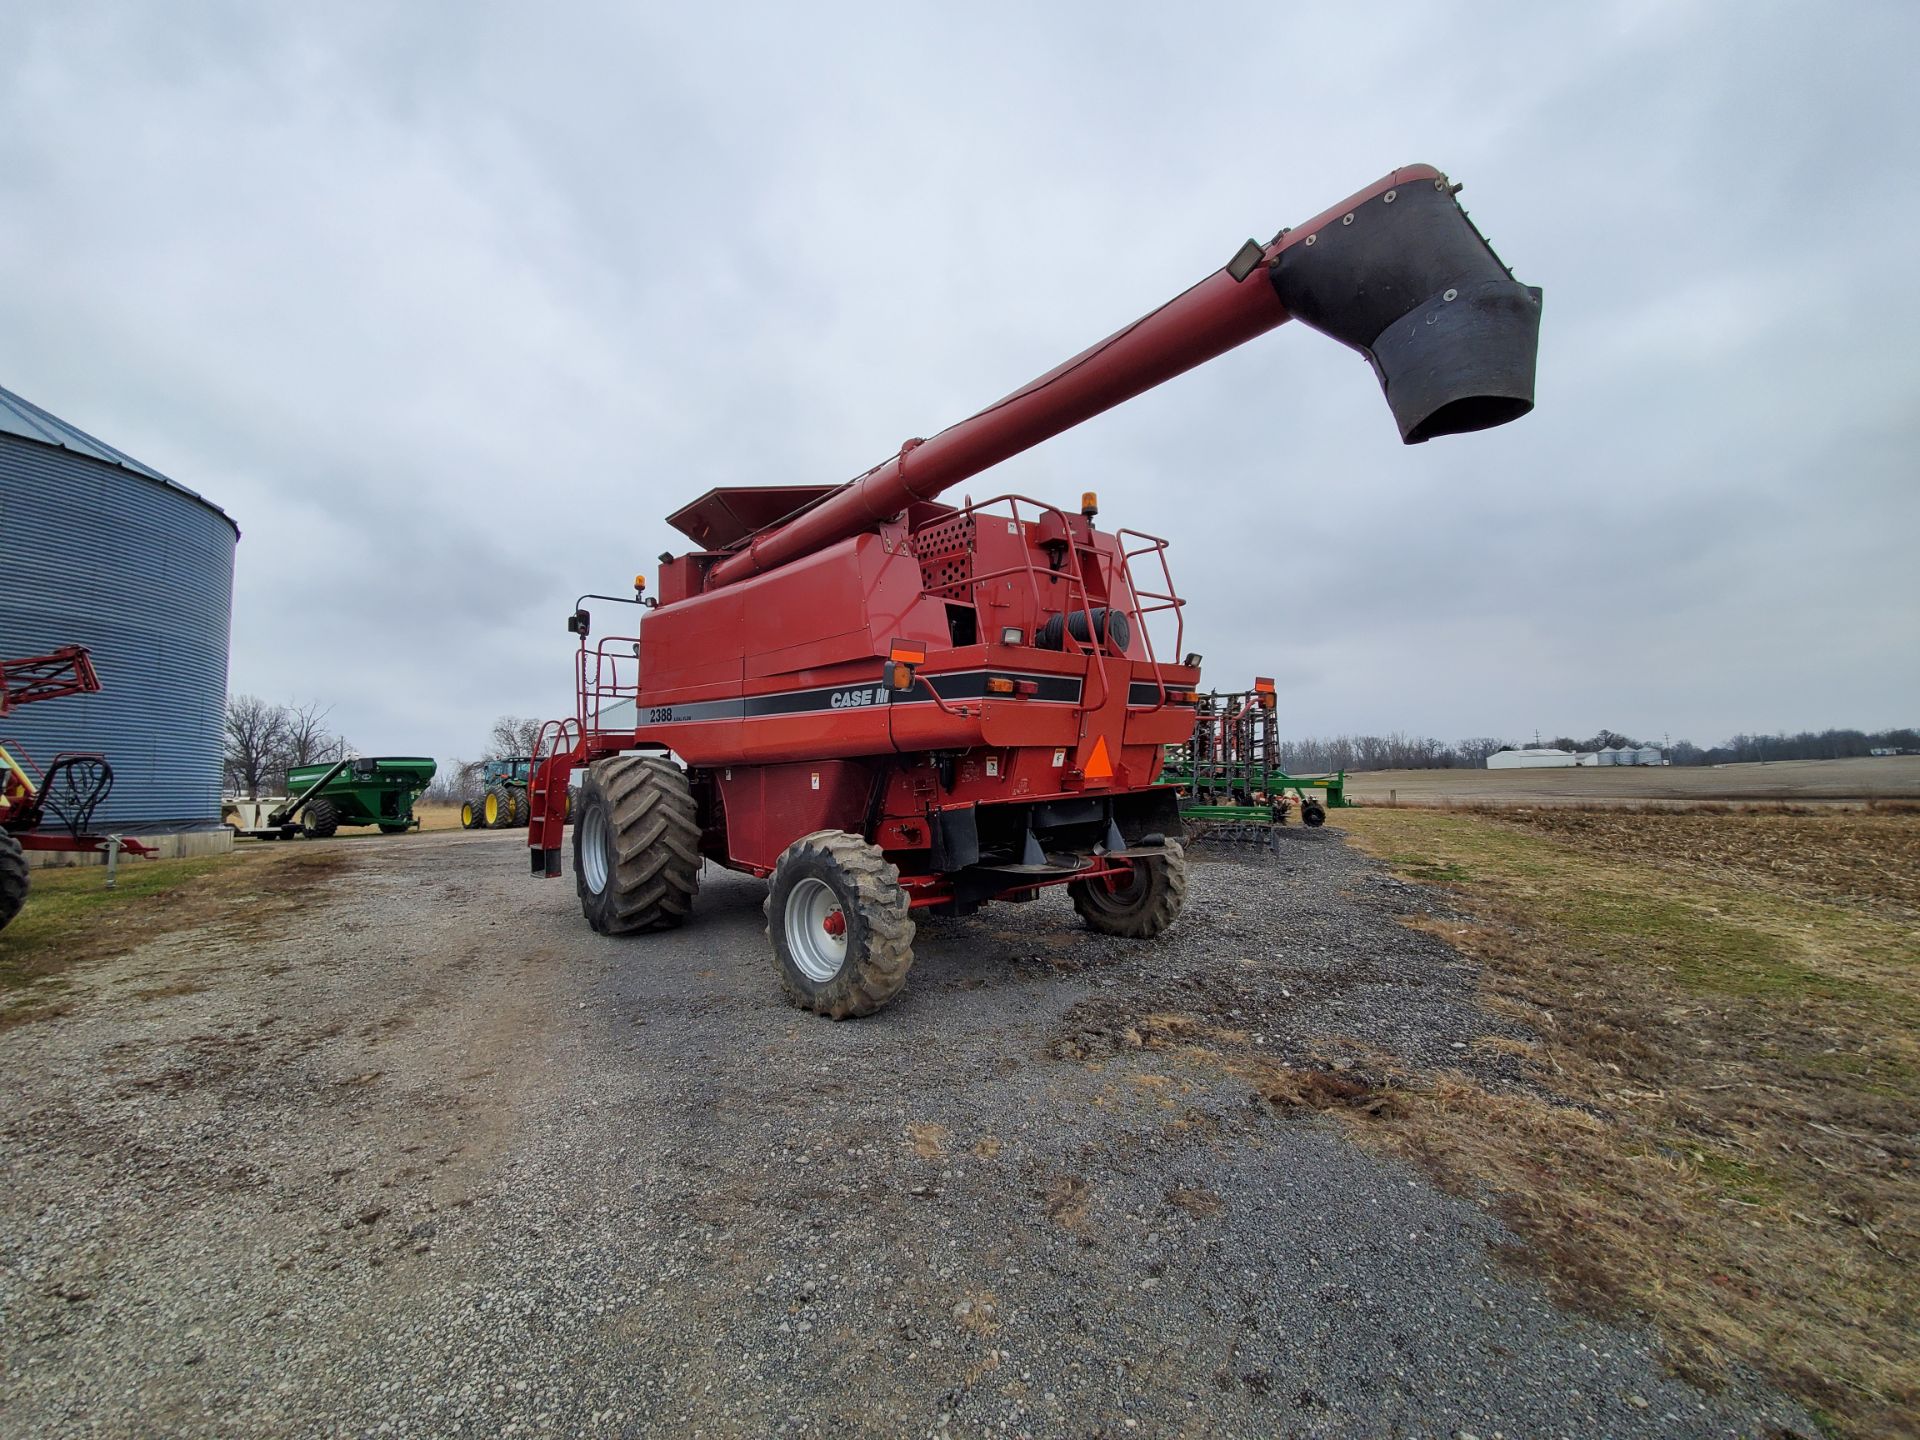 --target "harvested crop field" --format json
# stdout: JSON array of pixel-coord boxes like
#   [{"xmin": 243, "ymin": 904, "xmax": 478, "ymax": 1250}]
[
  {"xmin": 1339, "ymin": 804, "xmax": 1920, "ymax": 1439},
  {"xmin": 5, "ymin": 812, "xmax": 1904, "ymax": 1437},
  {"xmin": 1343, "ymin": 755, "xmax": 1920, "ymax": 806}
]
